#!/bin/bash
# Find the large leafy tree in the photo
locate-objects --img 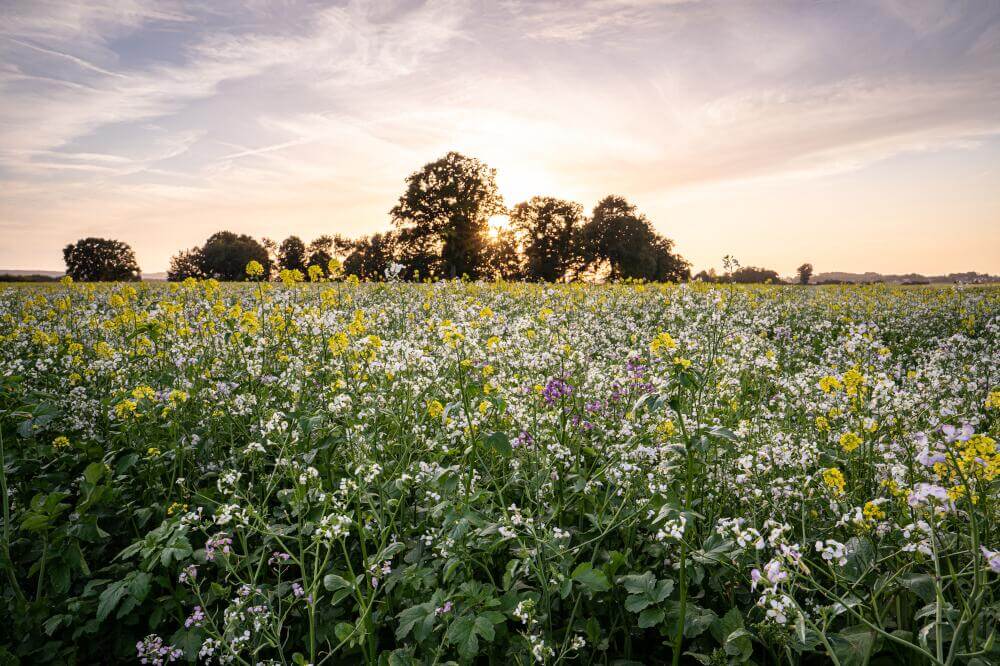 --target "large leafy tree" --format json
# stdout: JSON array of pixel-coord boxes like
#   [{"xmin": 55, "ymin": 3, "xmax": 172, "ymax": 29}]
[
  {"xmin": 167, "ymin": 231, "xmax": 270, "ymax": 281},
  {"xmin": 278, "ymin": 236, "xmax": 308, "ymax": 272},
  {"xmin": 510, "ymin": 196, "xmax": 585, "ymax": 282},
  {"xmin": 797, "ymin": 262, "xmax": 814, "ymax": 285},
  {"xmin": 343, "ymin": 232, "xmax": 398, "ymax": 281},
  {"xmin": 166, "ymin": 248, "xmax": 205, "ymax": 281},
  {"xmin": 62, "ymin": 237, "xmax": 141, "ymax": 281},
  {"xmin": 582, "ymin": 196, "xmax": 689, "ymax": 282},
  {"xmin": 390, "ymin": 152, "xmax": 506, "ymax": 279}
]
